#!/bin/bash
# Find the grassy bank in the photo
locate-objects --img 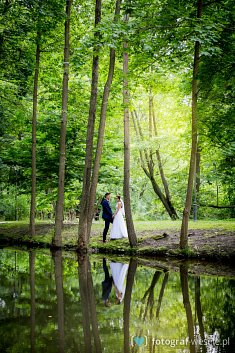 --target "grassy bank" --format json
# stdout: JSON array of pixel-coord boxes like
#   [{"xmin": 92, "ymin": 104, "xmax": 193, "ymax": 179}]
[{"xmin": 0, "ymin": 219, "xmax": 234, "ymax": 262}]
